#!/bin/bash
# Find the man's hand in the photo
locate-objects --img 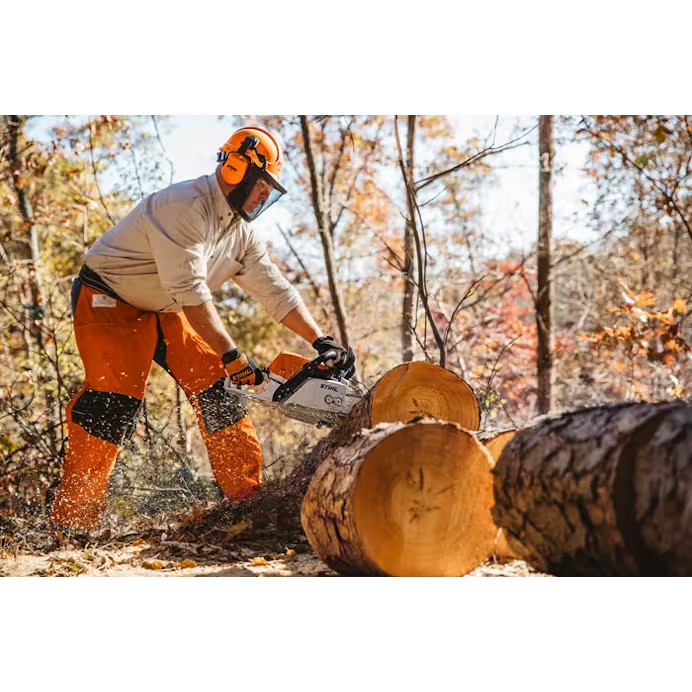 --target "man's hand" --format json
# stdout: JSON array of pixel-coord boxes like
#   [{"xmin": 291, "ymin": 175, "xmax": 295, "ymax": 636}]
[
  {"xmin": 222, "ymin": 348, "xmax": 264, "ymax": 386},
  {"xmin": 312, "ymin": 336, "xmax": 356, "ymax": 379}
]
